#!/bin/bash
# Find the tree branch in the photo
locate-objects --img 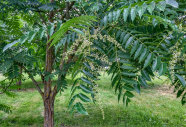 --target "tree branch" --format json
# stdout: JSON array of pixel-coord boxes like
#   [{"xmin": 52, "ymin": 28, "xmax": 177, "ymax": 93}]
[
  {"xmin": 51, "ymin": 1, "xmax": 75, "ymax": 97},
  {"xmin": 22, "ymin": 66, "xmax": 44, "ymax": 99},
  {"xmin": 61, "ymin": 2, "xmax": 75, "ymax": 20}
]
